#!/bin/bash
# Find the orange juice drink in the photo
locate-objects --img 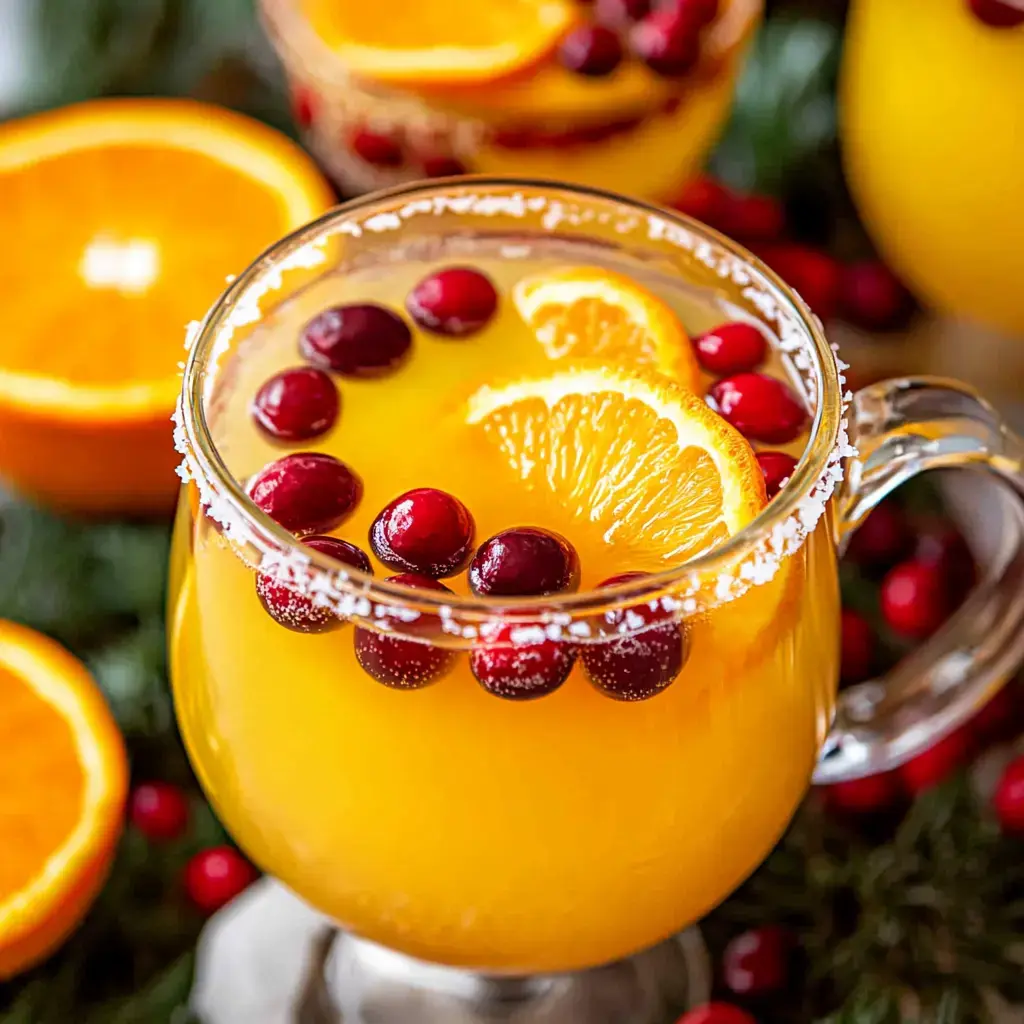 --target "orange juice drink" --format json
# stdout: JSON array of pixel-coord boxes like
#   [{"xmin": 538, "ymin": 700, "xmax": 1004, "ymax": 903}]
[{"xmin": 170, "ymin": 182, "xmax": 846, "ymax": 974}]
